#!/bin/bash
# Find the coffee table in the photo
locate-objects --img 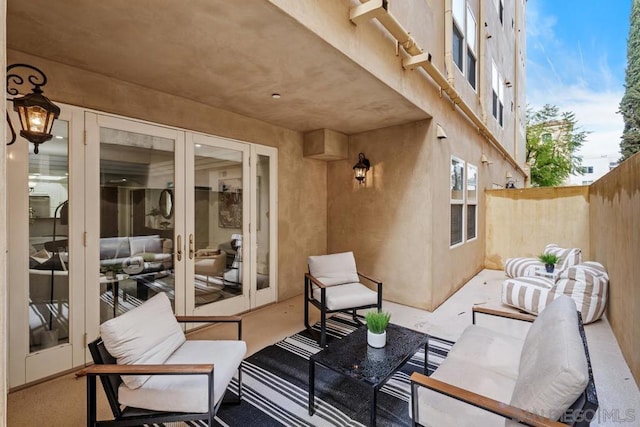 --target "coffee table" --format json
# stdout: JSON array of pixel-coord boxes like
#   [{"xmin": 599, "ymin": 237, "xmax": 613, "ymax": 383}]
[{"xmin": 308, "ymin": 323, "xmax": 428, "ymax": 426}]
